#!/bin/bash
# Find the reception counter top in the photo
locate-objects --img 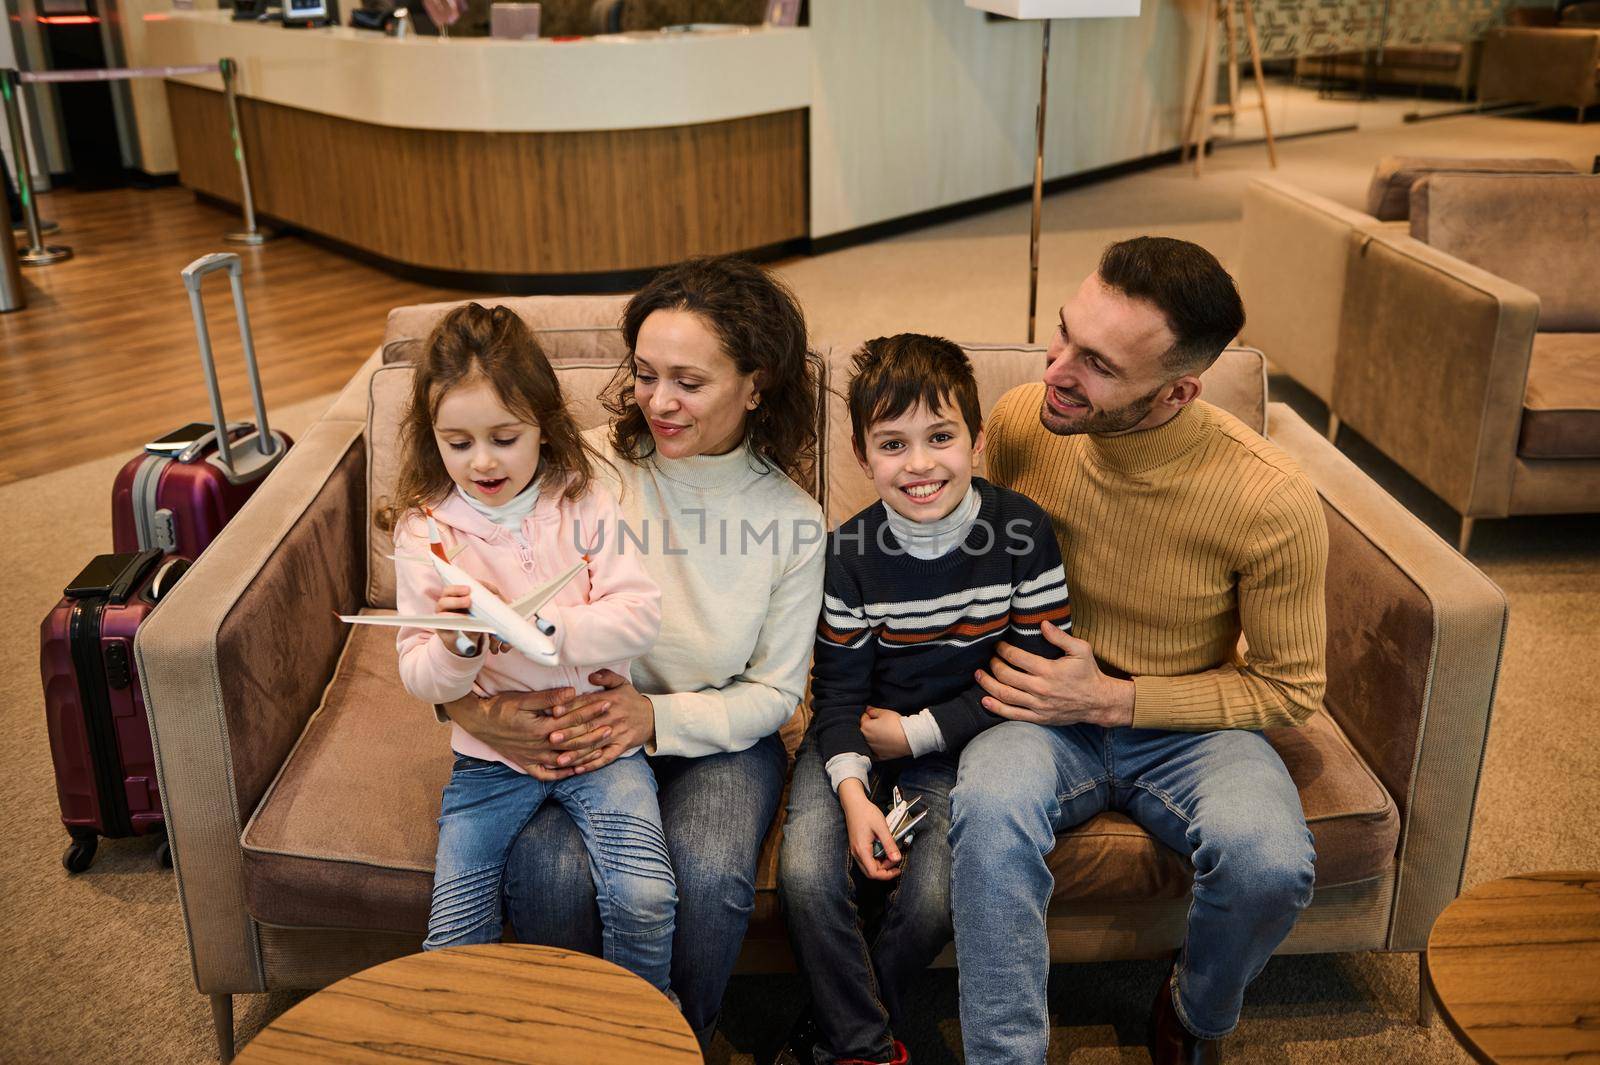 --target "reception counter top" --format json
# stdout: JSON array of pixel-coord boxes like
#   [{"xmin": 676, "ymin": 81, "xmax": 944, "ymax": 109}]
[
  {"xmin": 145, "ymin": 11, "xmax": 811, "ymax": 289},
  {"xmin": 145, "ymin": 11, "xmax": 810, "ymax": 133}
]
